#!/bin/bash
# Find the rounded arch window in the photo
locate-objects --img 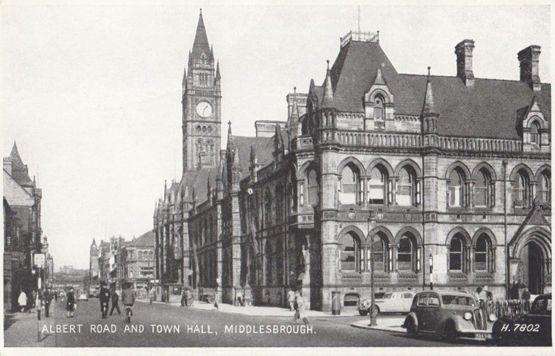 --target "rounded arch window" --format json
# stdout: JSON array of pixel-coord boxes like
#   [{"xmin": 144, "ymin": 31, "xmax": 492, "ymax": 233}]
[
  {"xmin": 474, "ymin": 168, "xmax": 493, "ymax": 208},
  {"xmin": 530, "ymin": 121, "xmax": 541, "ymax": 144},
  {"xmin": 307, "ymin": 169, "xmax": 319, "ymax": 207},
  {"xmin": 474, "ymin": 234, "xmax": 493, "ymax": 272},
  {"xmin": 397, "ymin": 166, "xmax": 418, "ymax": 206},
  {"xmin": 340, "ymin": 232, "xmax": 362, "ymax": 272},
  {"xmin": 374, "ymin": 94, "xmax": 385, "ymax": 121},
  {"xmin": 448, "ymin": 234, "xmax": 466, "ymax": 272},
  {"xmin": 512, "ymin": 169, "xmax": 531, "ymax": 207},
  {"xmin": 397, "ymin": 234, "xmax": 417, "ymax": 272},
  {"xmin": 370, "ymin": 232, "xmax": 390, "ymax": 272},
  {"xmin": 339, "ymin": 164, "xmax": 361, "ymax": 205},
  {"xmin": 448, "ymin": 167, "xmax": 466, "ymax": 208},
  {"xmin": 369, "ymin": 165, "xmax": 389, "ymax": 205}
]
